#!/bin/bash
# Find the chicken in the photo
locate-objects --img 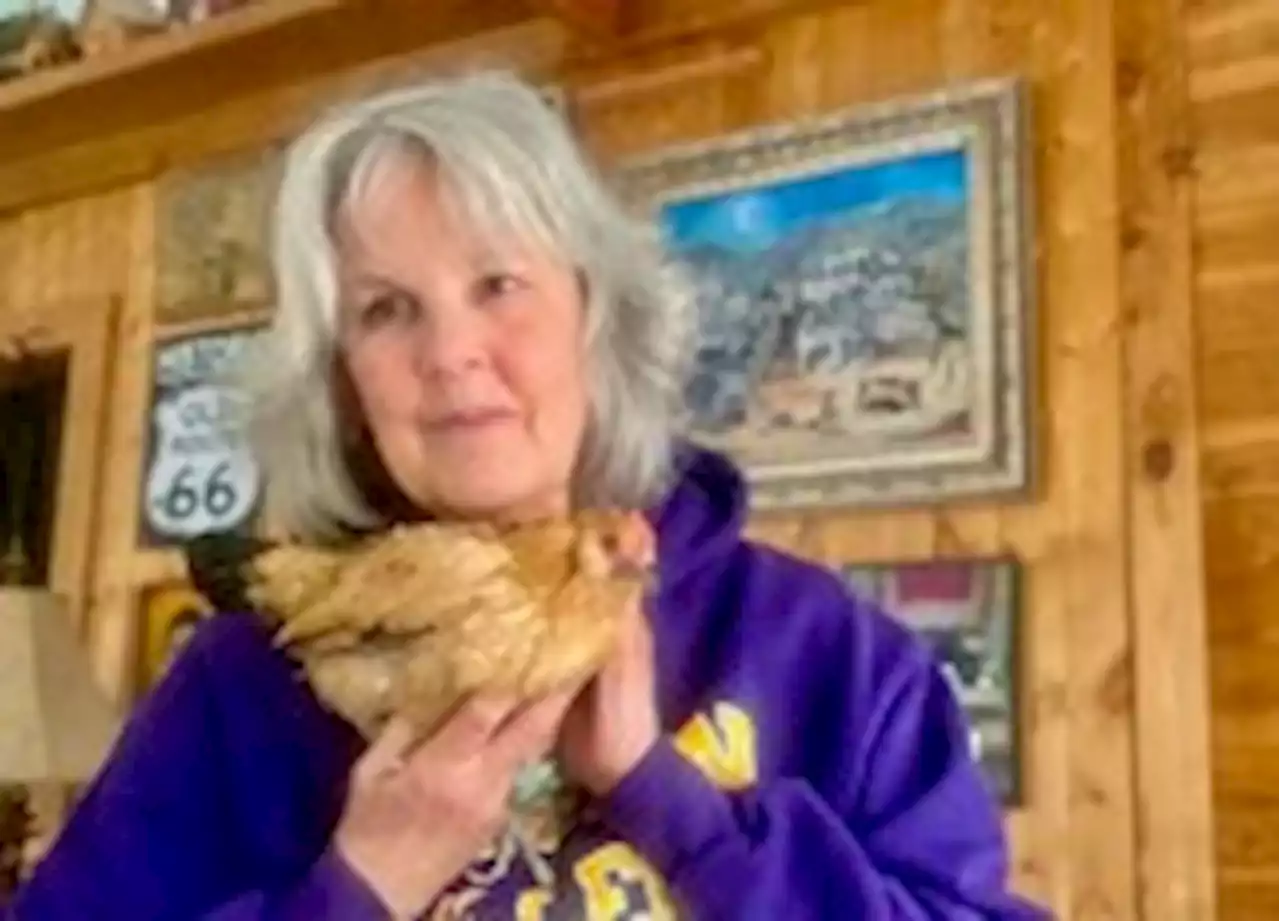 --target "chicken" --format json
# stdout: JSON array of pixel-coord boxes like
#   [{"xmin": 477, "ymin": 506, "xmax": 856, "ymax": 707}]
[
  {"xmin": 220, "ymin": 510, "xmax": 654, "ymax": 741},
  {"xmin": 183, "ymin": 511, "xmax": 653, "ymax": 886}
]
